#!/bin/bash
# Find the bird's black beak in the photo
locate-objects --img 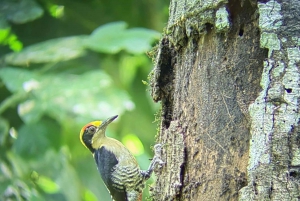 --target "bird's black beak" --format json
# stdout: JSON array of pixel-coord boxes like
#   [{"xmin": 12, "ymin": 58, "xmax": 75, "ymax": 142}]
[{"xmin": 98, "ymin": 115, "xmax": 118, "ymax": 130}]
